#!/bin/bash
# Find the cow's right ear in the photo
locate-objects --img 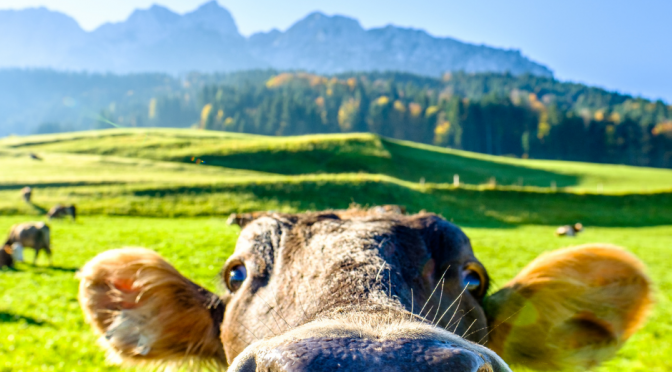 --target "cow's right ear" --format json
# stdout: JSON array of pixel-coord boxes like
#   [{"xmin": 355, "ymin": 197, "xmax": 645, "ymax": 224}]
[
  {"xmin": 77, "ymin": 248, "xmax": 227, "ymax": 369},
  {"xmin": 483, "ymin": 244, "xmax": 652, "ymax": 371}
]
